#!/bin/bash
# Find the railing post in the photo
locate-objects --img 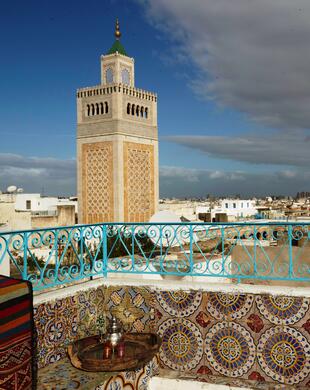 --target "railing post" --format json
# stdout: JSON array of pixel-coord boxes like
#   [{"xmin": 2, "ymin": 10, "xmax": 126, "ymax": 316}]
[
  {"xmin": 253, "ymin": 226, "xmax": 257, "ymax": 276},
  {"xmin": 221, "ymin": 227, "xmax": 225, "ymax": 276},
  {"xmin": 0, "ymin": 234, "xmax": 10, "ymax": 276},
  {"xmin": 23, "ymin": 232, "xmax": 28, "ymax": 281},
  {"xmin": 189, "ymin": 225, "xmax": 193, "ymax": 273},
  {"xmin": 103, "ymin": 225, "xmax": 108, "ymax": 278},
  {"xmin": 288, "ymin": 225, "xmax": 293, "ymax": 279},
  {"xmin": 55, "ymin": 230, "xmax": 59, "ymax": 283},
  {"xmin": 131, "ymin": 225, "xmax": 135, "ymax": 266},
  {"xmin": 80, "ymin": 227, "xmax": 84, "ymax": 274}
]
